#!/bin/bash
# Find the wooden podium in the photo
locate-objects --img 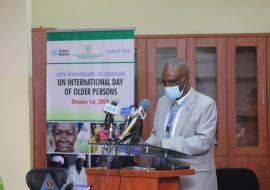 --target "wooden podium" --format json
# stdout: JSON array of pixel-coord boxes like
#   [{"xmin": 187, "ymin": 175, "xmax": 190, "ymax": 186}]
[{"xmin": 87, "ymin": 168, "xmax": 195, "ymax": 190}]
